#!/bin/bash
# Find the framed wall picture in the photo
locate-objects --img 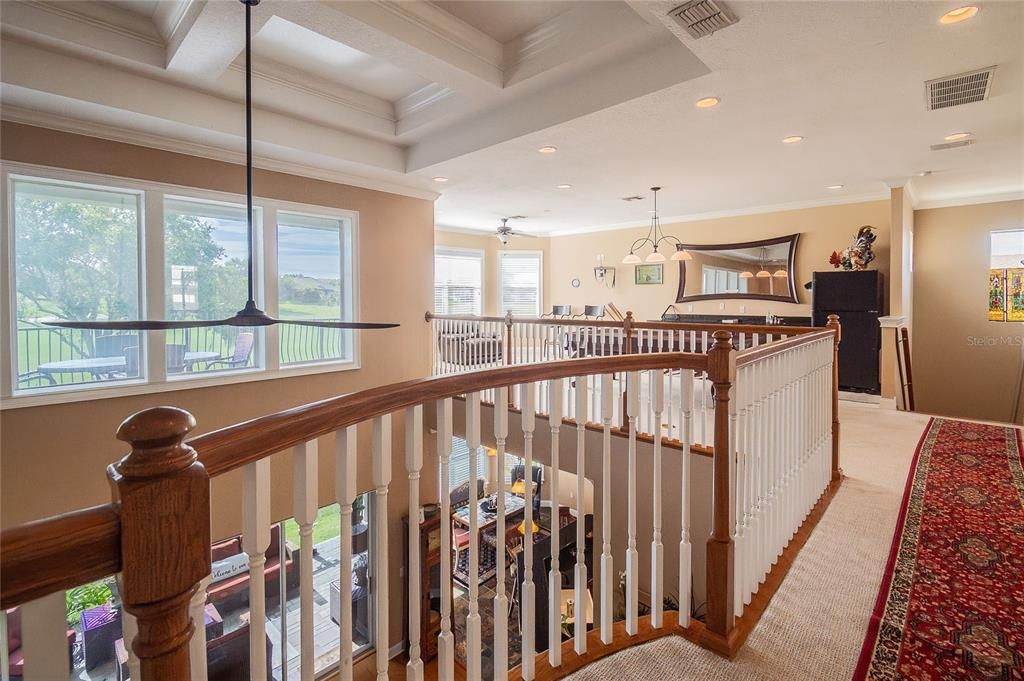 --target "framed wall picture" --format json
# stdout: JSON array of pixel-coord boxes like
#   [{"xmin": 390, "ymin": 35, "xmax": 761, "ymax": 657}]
[{"xmin": 635, "ymin": 263, "xmax": 663, "ymax": 285}]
